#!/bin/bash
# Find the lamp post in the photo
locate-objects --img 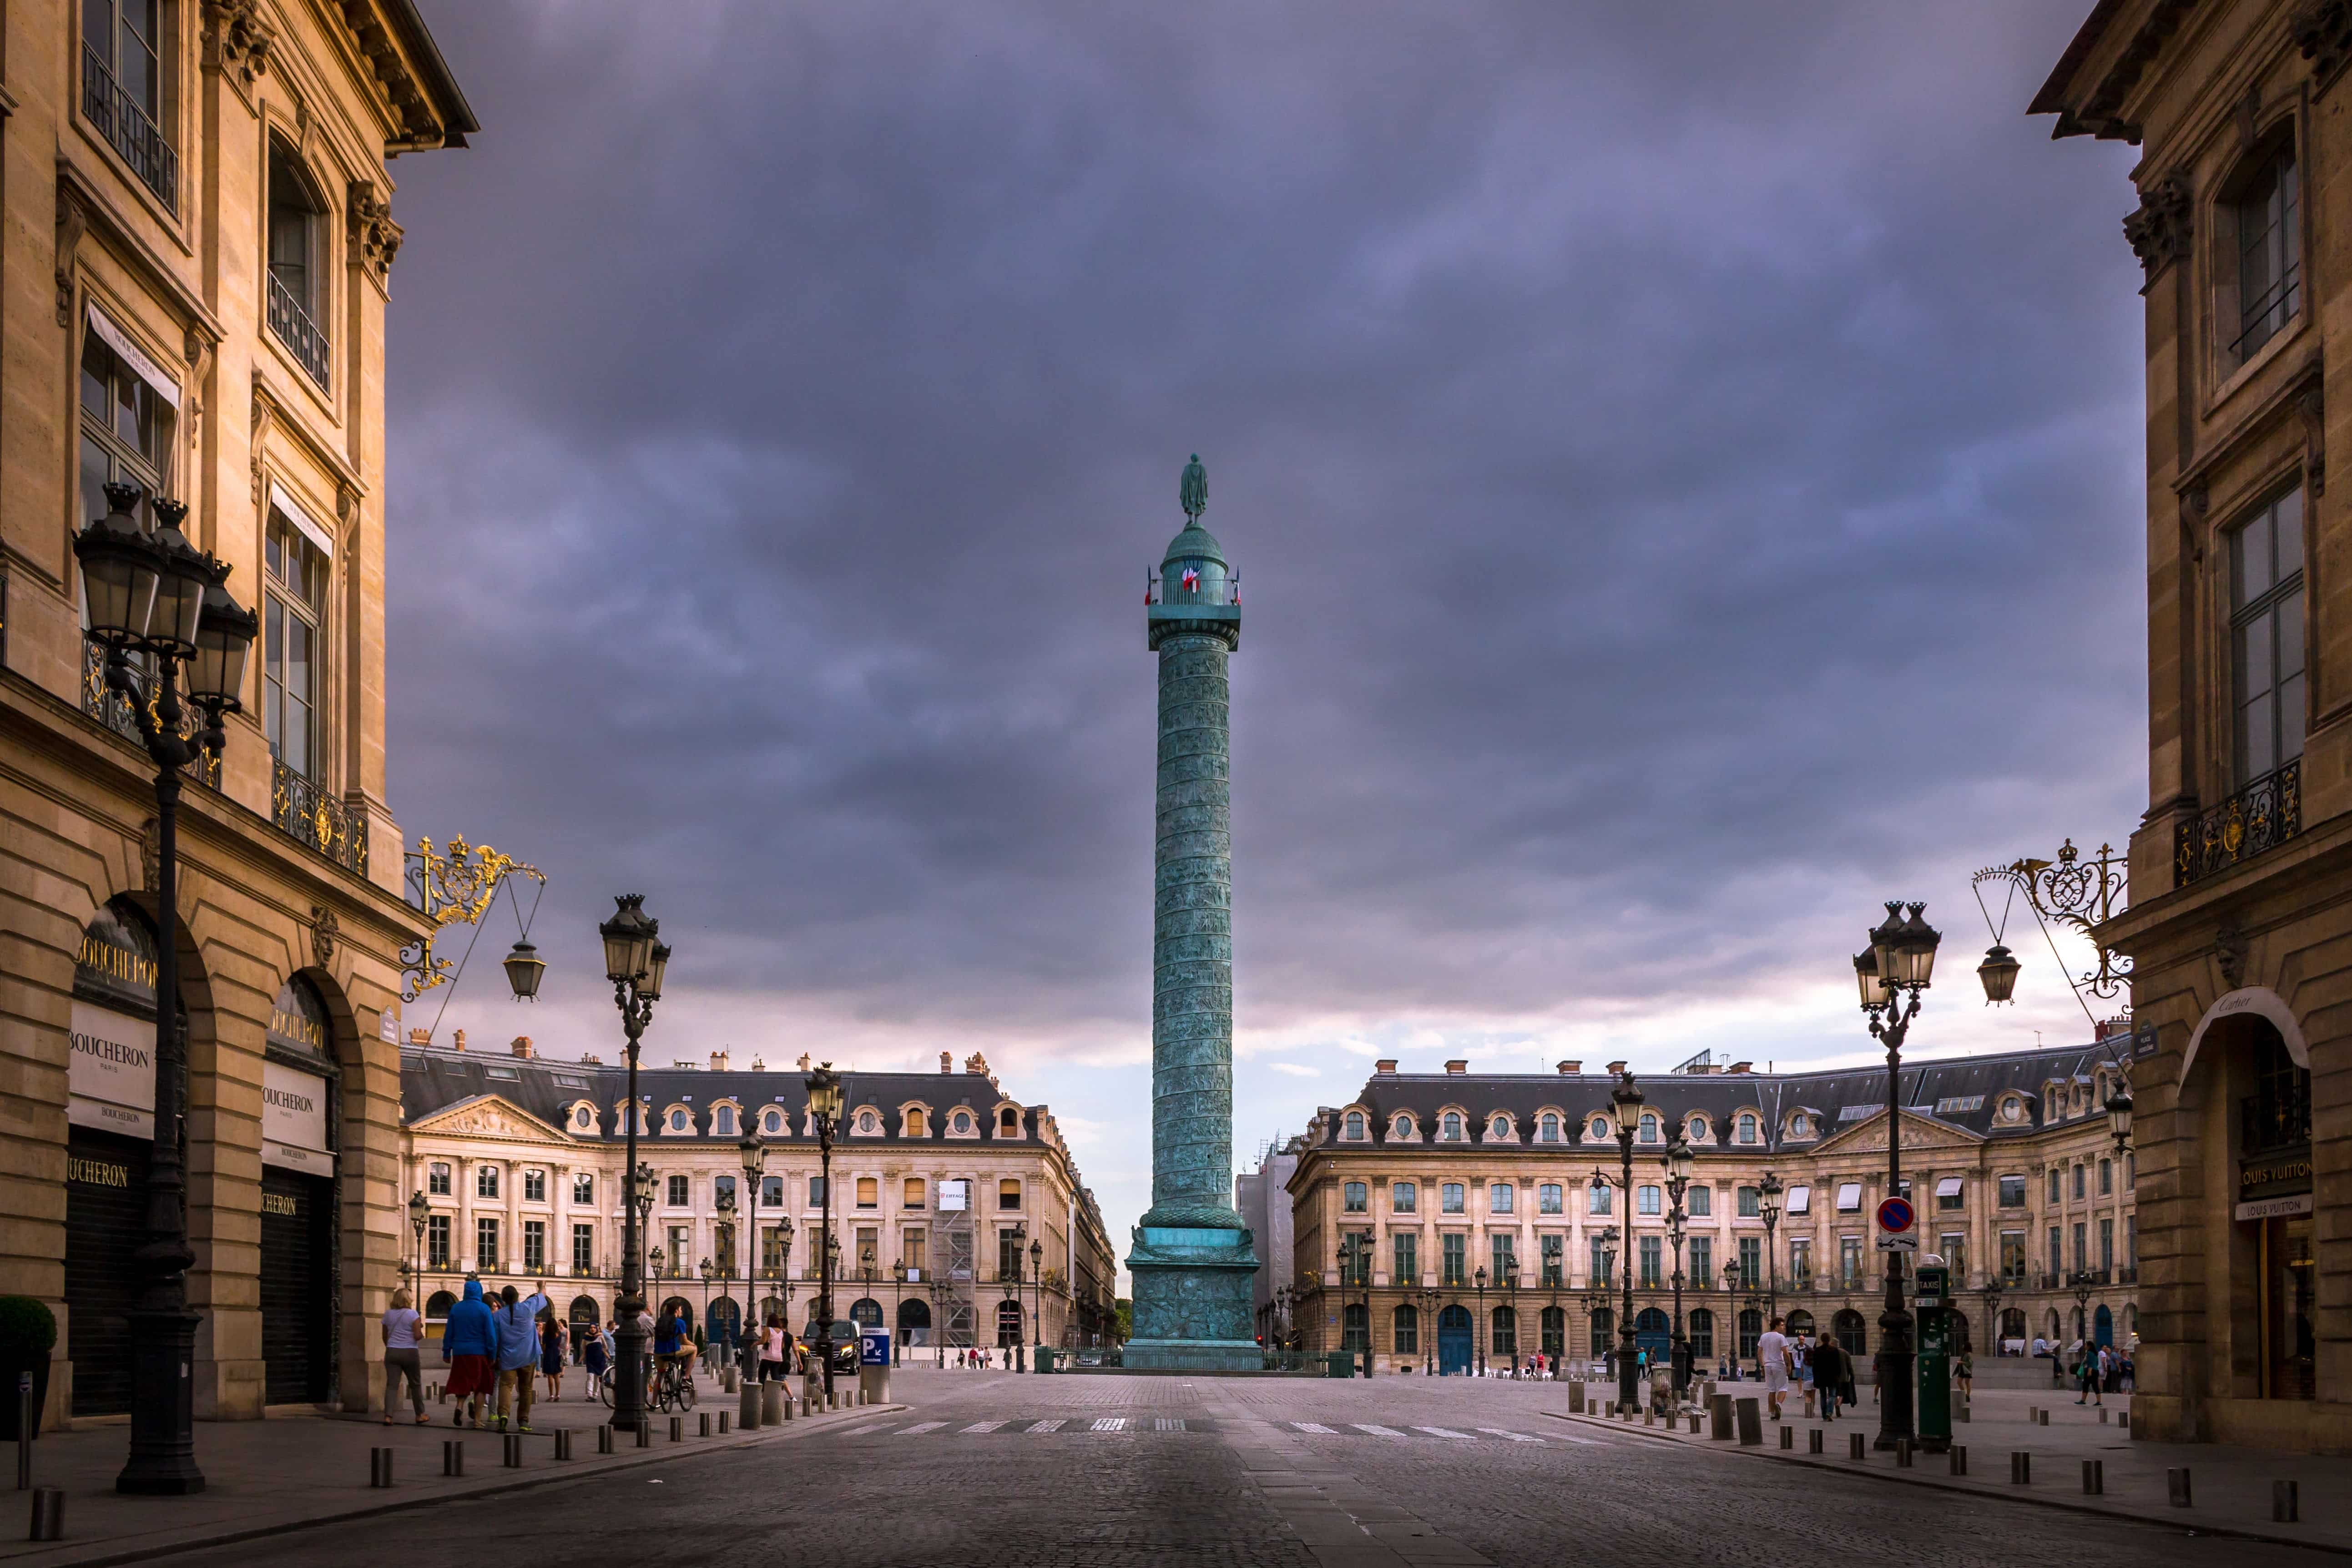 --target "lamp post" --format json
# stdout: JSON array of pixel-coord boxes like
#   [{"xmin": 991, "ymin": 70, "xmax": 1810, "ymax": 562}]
[
  {"xmin": 1758, "ymin": 1170, "xmax": 1783, "ymax": 1326},
  {"xmin": 408, "ymin": 1190, "xmax": 429, "ymax": 1300},
  {"xmin": 699, "ymin": 1258, "xmax": 715, "ymax": 1359},
  {"xmin": 597, "ymin": 895, "xmax": 669, "ymax": 1435},
  {"xmin": 1852, "ymin": 899, "xmax": 1941, "ymax": 1451},
  {"xmin": 713, "ymin": 1190, "xmax": 736, "ymax": 1365},
  {"xmin": 1418, "ymin": 1283, "xmax": 1438, "ymax": 1376},
  {"xmin": 77, "ymin": 485, "xmax": 258, "ymax": 1496},
  {"xmin": 1028, "ymin": 1237, "xmax": 1045, "ymax": 1371},
  {"xmin": 929, "ymin": 1275, "xmax": 948, "ymax": 1368},
  {"xmin": 1609, "ymin": 1072, "xmax": 1644, "ymax": 1412},
  {"xmin": 893, "ymin": 1259, "xmax": 908, "ymax": 1367},
  {"xmin": 738, "ymin": 1128, "xmax": 766, "ymax": 1366},
  {"xmin": 1474, "ymin": 1265, "xmax": 1488, "ymax": 1378},
  {"xmin": 1596, "ymin": 1224, "xmax": 1620, "ymax": 1382},
  {"xmin": 1980, "ymin": 1280, "xmax": 2003, "ymax": 1359},
  {"xmin": 805, "ymin": 1063, "xmax": 843, "ymax": 1403},
  {"xmin": 1661, "ymin": 1133, "xmax": 1693, "ymax": 1401},
  {"xmin": 1501, "ymin": 1265, "xmax": 1518, "ymax": 1376}
]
